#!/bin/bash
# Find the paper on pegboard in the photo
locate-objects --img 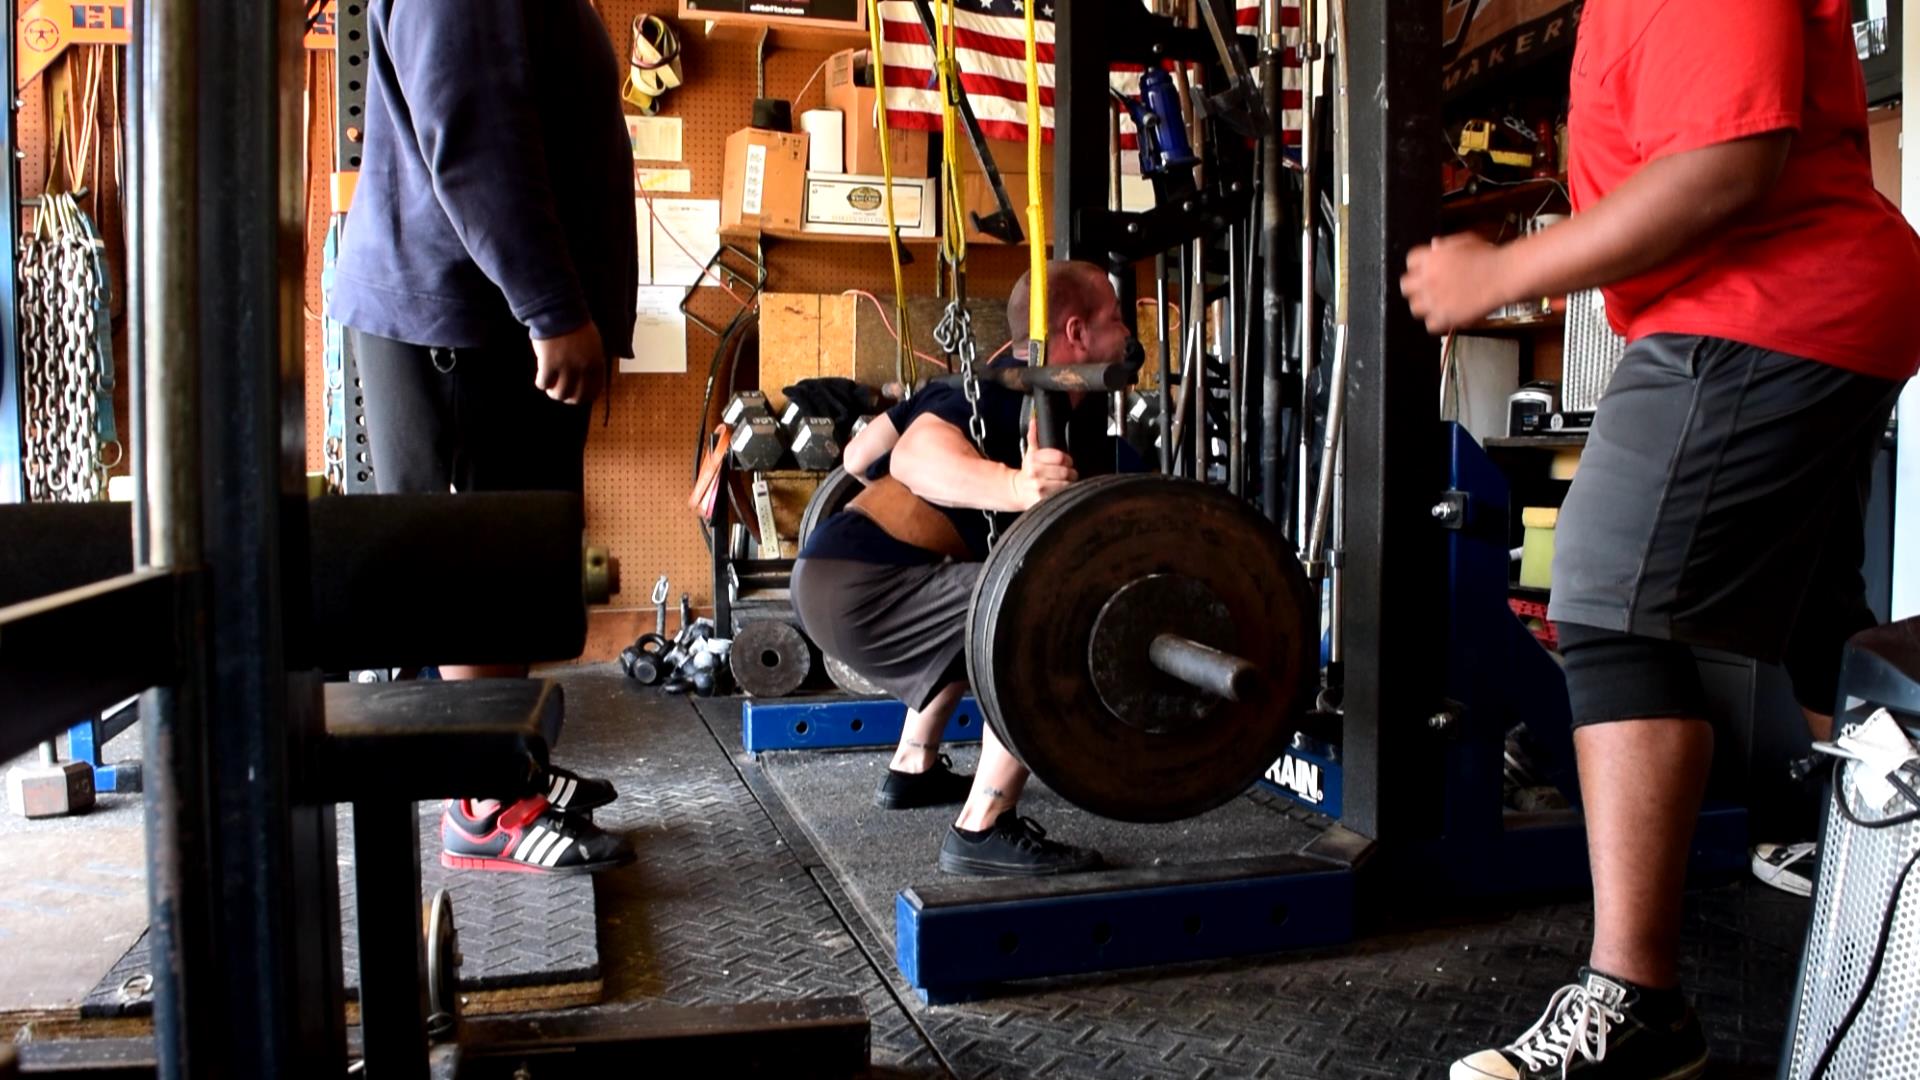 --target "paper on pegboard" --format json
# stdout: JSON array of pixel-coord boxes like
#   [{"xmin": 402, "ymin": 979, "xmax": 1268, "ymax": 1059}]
[{"xmin": 623, "ymin": 286, "xmax": 689, "ymax": 374}]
